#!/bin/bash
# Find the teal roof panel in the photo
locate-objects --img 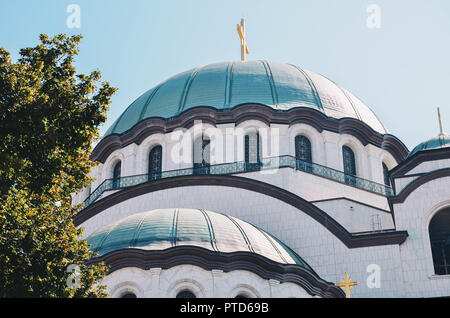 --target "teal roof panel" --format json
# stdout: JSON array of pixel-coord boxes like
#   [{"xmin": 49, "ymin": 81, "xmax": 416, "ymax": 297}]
[
  {"xmin": 104, "ymin": 60, "xmax": 388, "ymax": 136},
  {"xmin": 86, "ymin": 208, "xmax": 313, "ymax": 269}
]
